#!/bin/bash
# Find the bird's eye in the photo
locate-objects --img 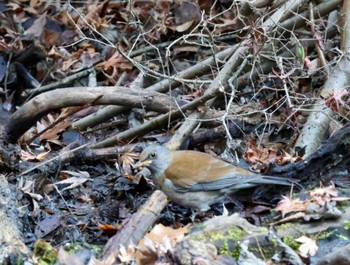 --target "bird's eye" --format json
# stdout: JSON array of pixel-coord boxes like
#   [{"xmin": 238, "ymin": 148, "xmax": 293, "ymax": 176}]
[{"xmin": 150, "ymin": 152, "xmax": 156, "ymax": 158}]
